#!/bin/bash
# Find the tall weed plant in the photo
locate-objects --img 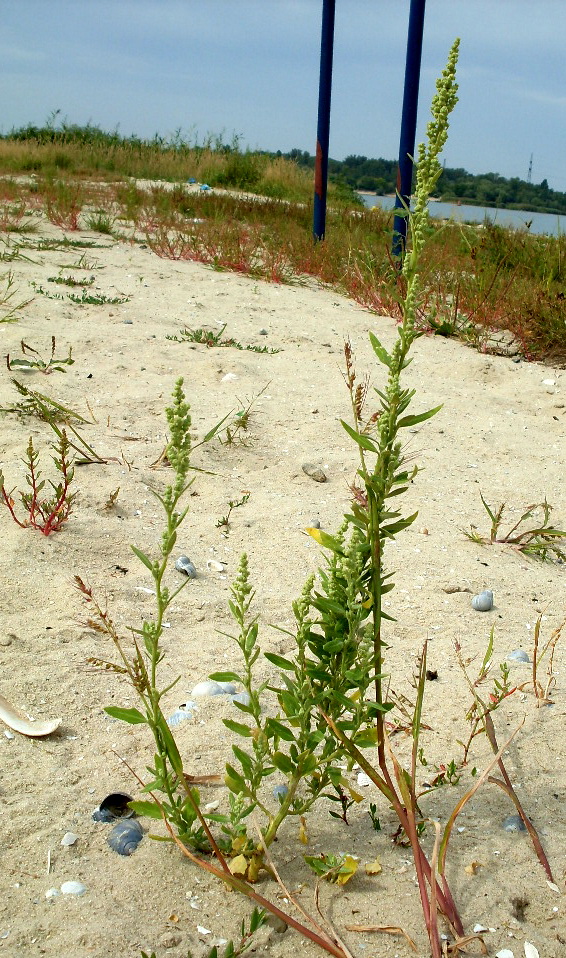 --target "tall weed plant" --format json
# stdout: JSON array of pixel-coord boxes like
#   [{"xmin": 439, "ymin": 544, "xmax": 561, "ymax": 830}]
[{"xmin": 78, "ymin": 40, "xmax": 554, "ymax": 958}]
